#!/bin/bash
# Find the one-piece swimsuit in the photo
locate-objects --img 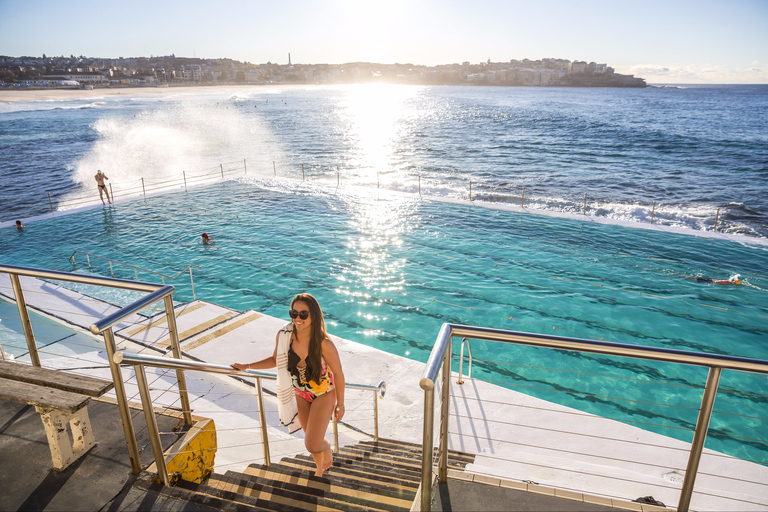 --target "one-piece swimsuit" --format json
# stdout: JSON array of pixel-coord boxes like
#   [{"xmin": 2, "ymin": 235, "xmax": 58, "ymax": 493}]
[{"xmin": 287, "ymin": 344, "xmax": 334, "ymax": 402}]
